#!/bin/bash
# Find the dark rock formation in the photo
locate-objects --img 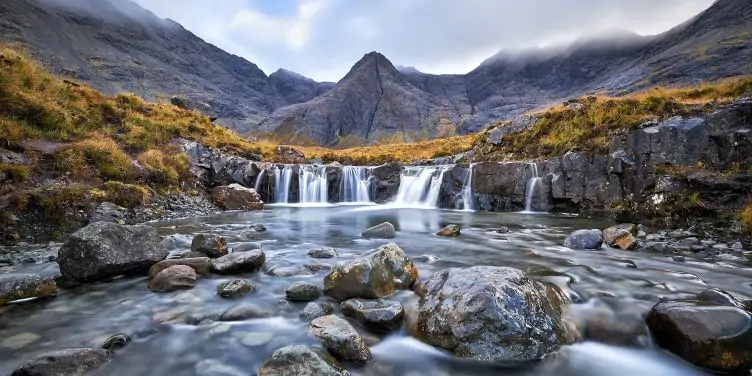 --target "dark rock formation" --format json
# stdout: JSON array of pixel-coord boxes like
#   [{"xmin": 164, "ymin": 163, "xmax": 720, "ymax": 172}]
[
  {"xmin": 307, "ymin": 247, "xmax": 338, "ymax": 259},
  {"xmin": 370, "ymin": 163, "xmax": 402, "ymax": 203},
  {"xmin": 285, "ymin": 281, "xmax": 322, "ymax": 302},
  {"xmin": 0, "ymin": 273, "xmax": 57, "ymax": 305},
  {"xmin": 270, "ymin": 69, "xmax": 336, "ymax": 106},
  {"xmin": 11, "ymin": 348, "xmax": 112, "ymax": 376}
]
